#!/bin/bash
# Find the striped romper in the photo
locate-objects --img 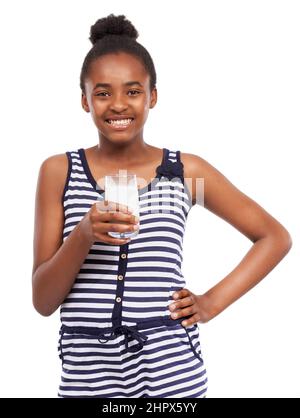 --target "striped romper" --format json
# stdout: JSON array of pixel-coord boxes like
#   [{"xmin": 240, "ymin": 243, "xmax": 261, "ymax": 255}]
[{"xmin": 58, "ymin": 147, "xmax": 208, "ymax": 398}]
